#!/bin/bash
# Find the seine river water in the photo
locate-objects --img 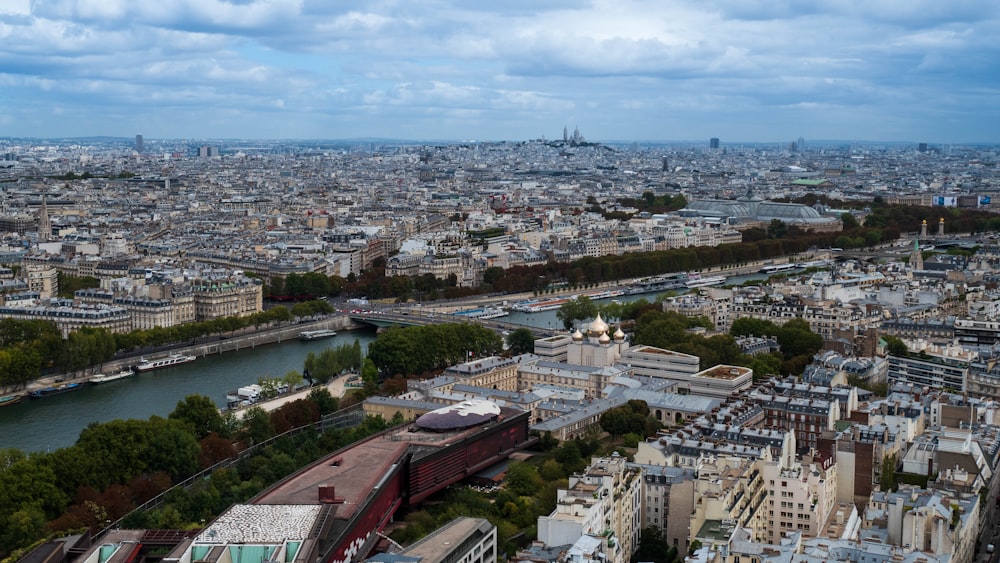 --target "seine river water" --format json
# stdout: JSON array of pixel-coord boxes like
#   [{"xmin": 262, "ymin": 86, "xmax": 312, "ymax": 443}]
[
  {"xmin": 0, "ymin": 271, "xmax": 771, "ymax": 454},
  {"xmin": 0, "ymin": 329, "xmax": 379, "ymax": 454}
]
